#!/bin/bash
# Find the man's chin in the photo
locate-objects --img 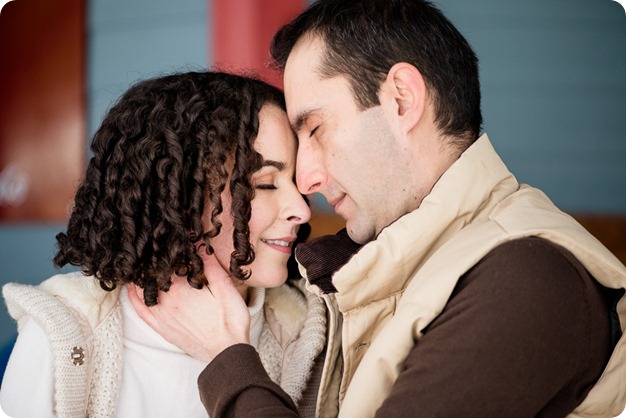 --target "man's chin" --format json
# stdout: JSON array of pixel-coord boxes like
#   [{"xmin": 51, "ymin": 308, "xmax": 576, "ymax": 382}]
[{"xmin": 345, "ymin": 220, "xmax": 375, "ymax": 245}]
